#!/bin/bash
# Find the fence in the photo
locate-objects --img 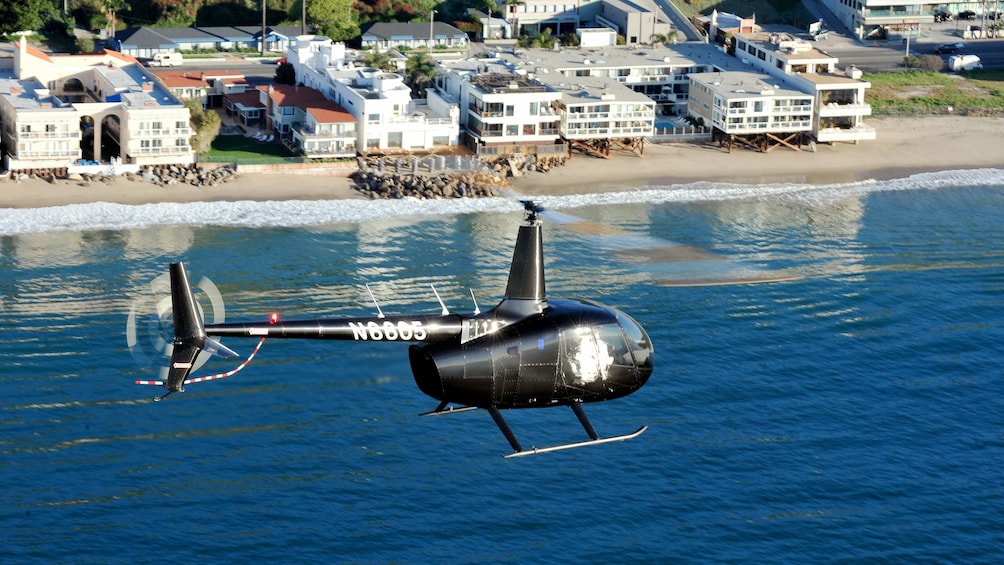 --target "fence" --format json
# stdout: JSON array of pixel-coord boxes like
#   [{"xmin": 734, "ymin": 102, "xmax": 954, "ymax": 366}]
[
  {"xmin": 650, "ymin": 125, "xmax": 712, "ymax": 142},
  {"xmin": 360, "ymin": 155, "xmax": 489, "ymax": 175}
]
